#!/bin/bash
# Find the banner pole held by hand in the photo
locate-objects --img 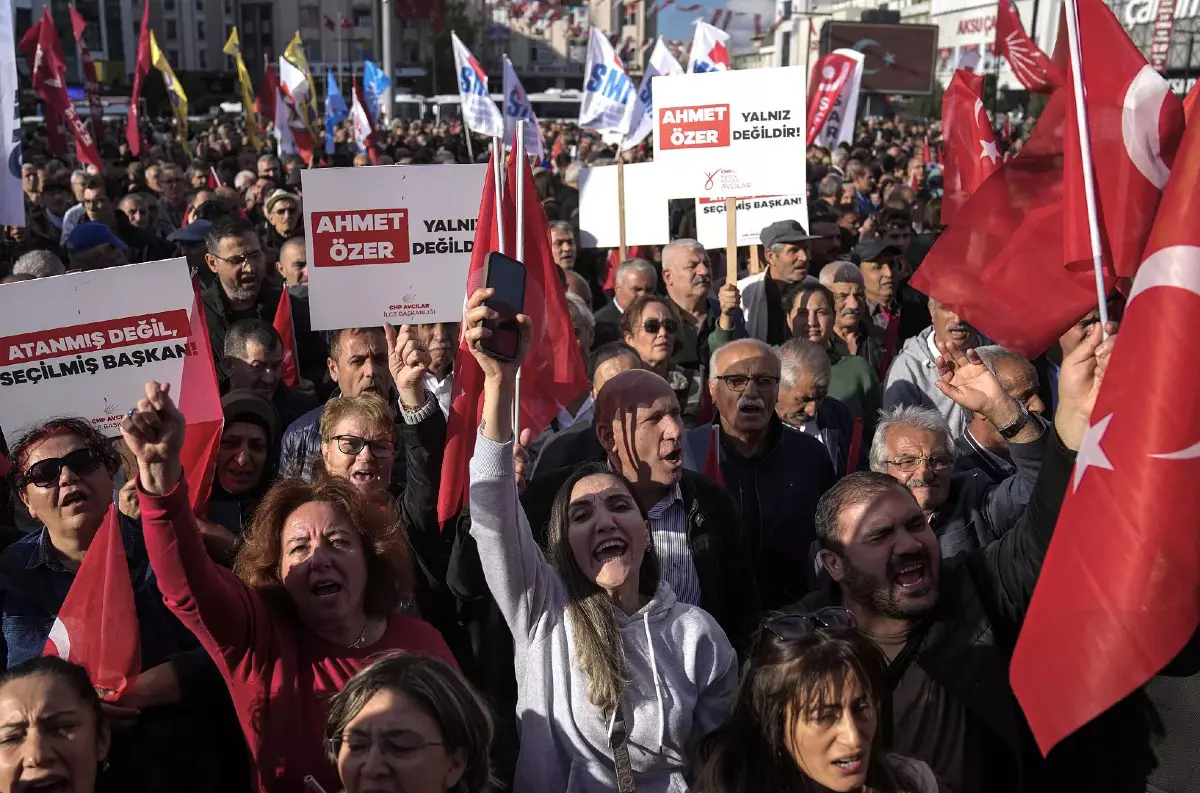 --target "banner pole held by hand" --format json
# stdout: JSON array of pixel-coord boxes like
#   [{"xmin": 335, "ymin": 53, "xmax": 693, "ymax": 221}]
[
  {"xmin": 724, "ymin": 197, "xmax": 737, "ymax": 287},
  {"xmin": 513, "ymin": 120, "xmax": 526, "ymax": 437},
  {"xmin": 617, "ymin": 157, "xmax": 628, "ymax": 262},
  {"xmin": 492, "ymin": 139, "xmax": 506, "ymax": 256}
]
